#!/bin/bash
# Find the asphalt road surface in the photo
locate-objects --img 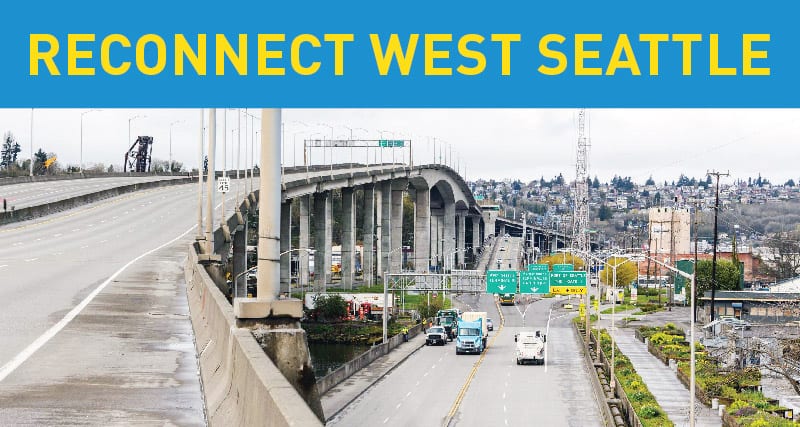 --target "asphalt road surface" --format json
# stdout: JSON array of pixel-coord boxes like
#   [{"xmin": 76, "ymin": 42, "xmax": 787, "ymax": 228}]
[
  {"xmin": 328, "ymin": 249, "xmax": 604, "ymax": 427},
  {"xmin": 0, "ymin": 179, "xmax": 246, "ymax": 425},
  {"xmin": 0, "ymin": 175, "xmax": 190, "ymax": 210}
]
